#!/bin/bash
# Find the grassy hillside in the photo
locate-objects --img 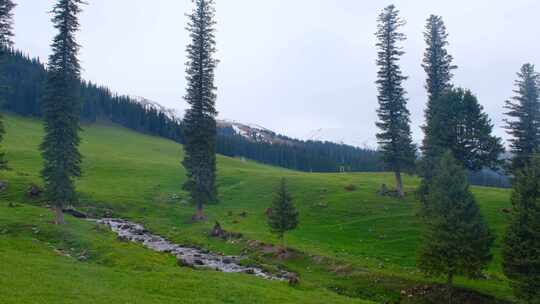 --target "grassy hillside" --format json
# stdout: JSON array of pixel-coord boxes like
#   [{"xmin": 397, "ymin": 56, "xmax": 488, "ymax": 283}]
[{"xmin": 0, "ymin": 115, "xmax": 513, "ymax": 303}]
